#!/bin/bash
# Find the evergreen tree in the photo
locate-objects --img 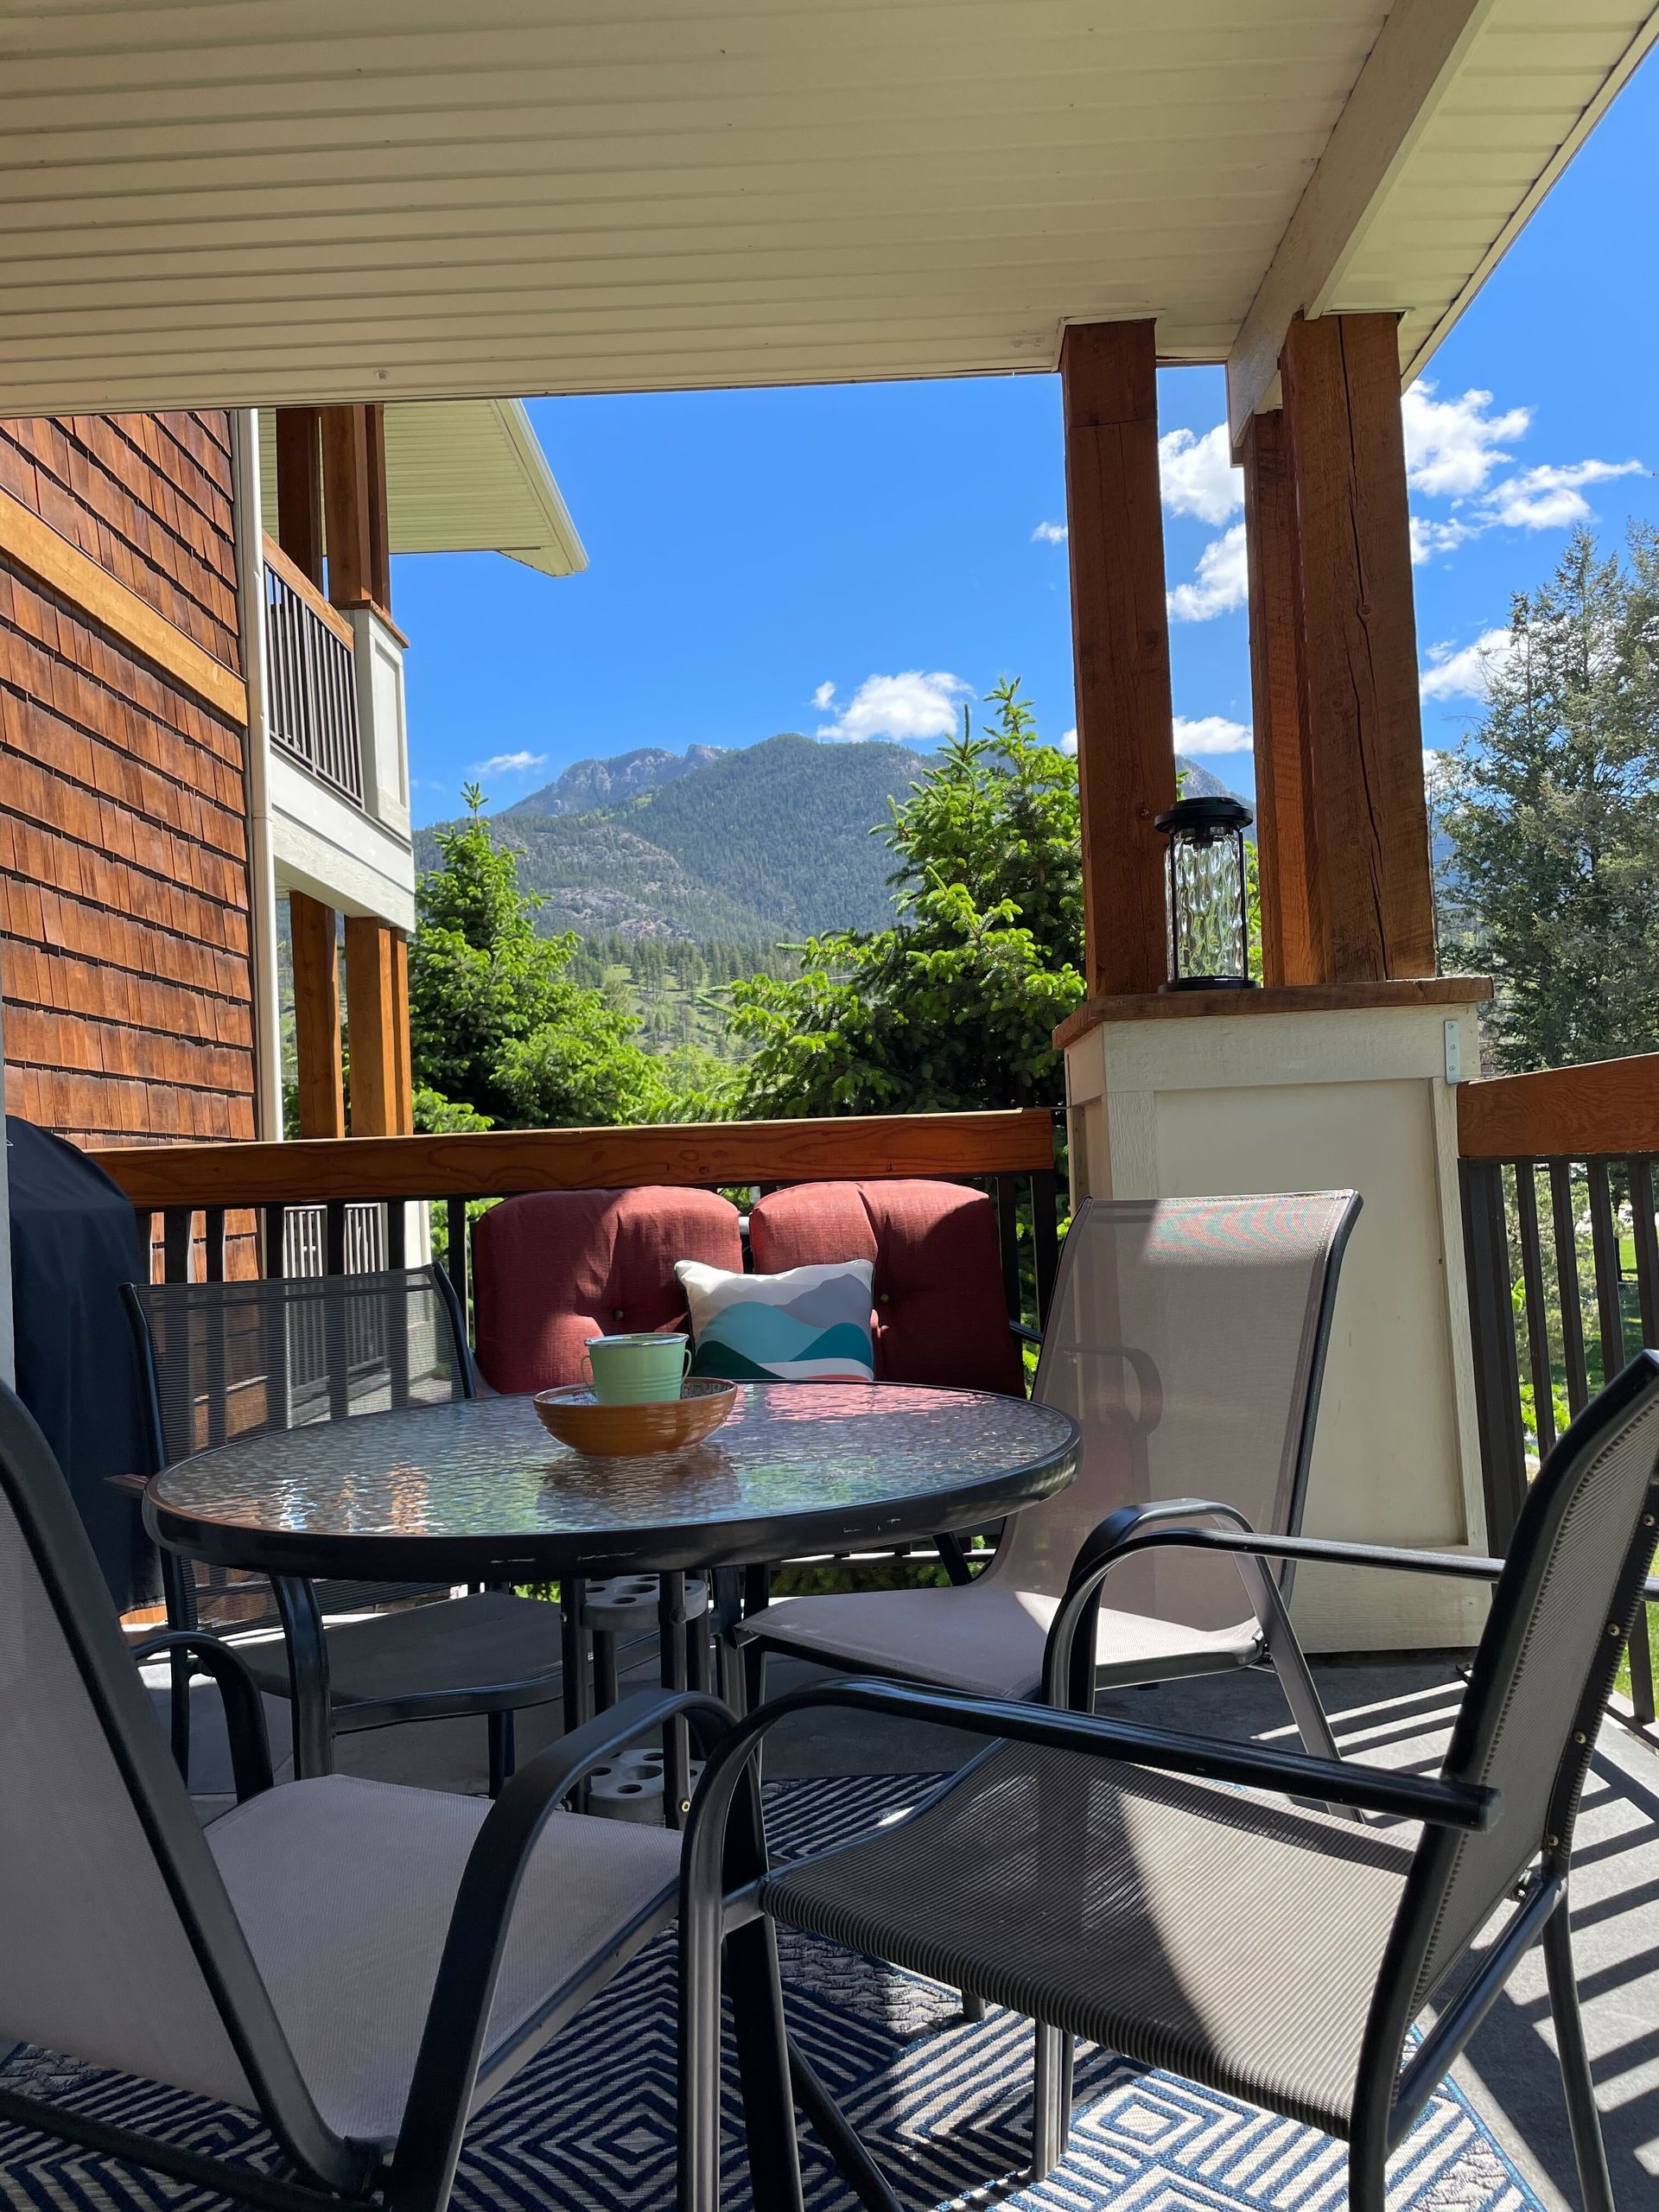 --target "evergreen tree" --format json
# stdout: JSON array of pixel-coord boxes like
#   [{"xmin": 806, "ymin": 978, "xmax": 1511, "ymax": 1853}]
[
  {"xmin": 1437, "ymin": 528, "xmax": 1659, "ymax": 1071},
  {"xmin": 409, "ymin": 784, "xmax": 672, "ymax": 1128},
  {"xmin": 728, "ymin": 680, "xmax": 1086, "ymax": 1115}
]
